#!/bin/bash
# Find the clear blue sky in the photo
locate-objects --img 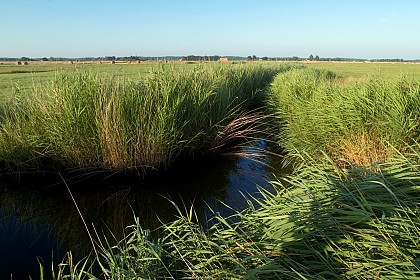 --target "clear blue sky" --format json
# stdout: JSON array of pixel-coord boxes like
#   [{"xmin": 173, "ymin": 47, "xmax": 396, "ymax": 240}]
[{"xmin": 1, "ymin": 0, "xmax": 419, "ymax": 59}]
